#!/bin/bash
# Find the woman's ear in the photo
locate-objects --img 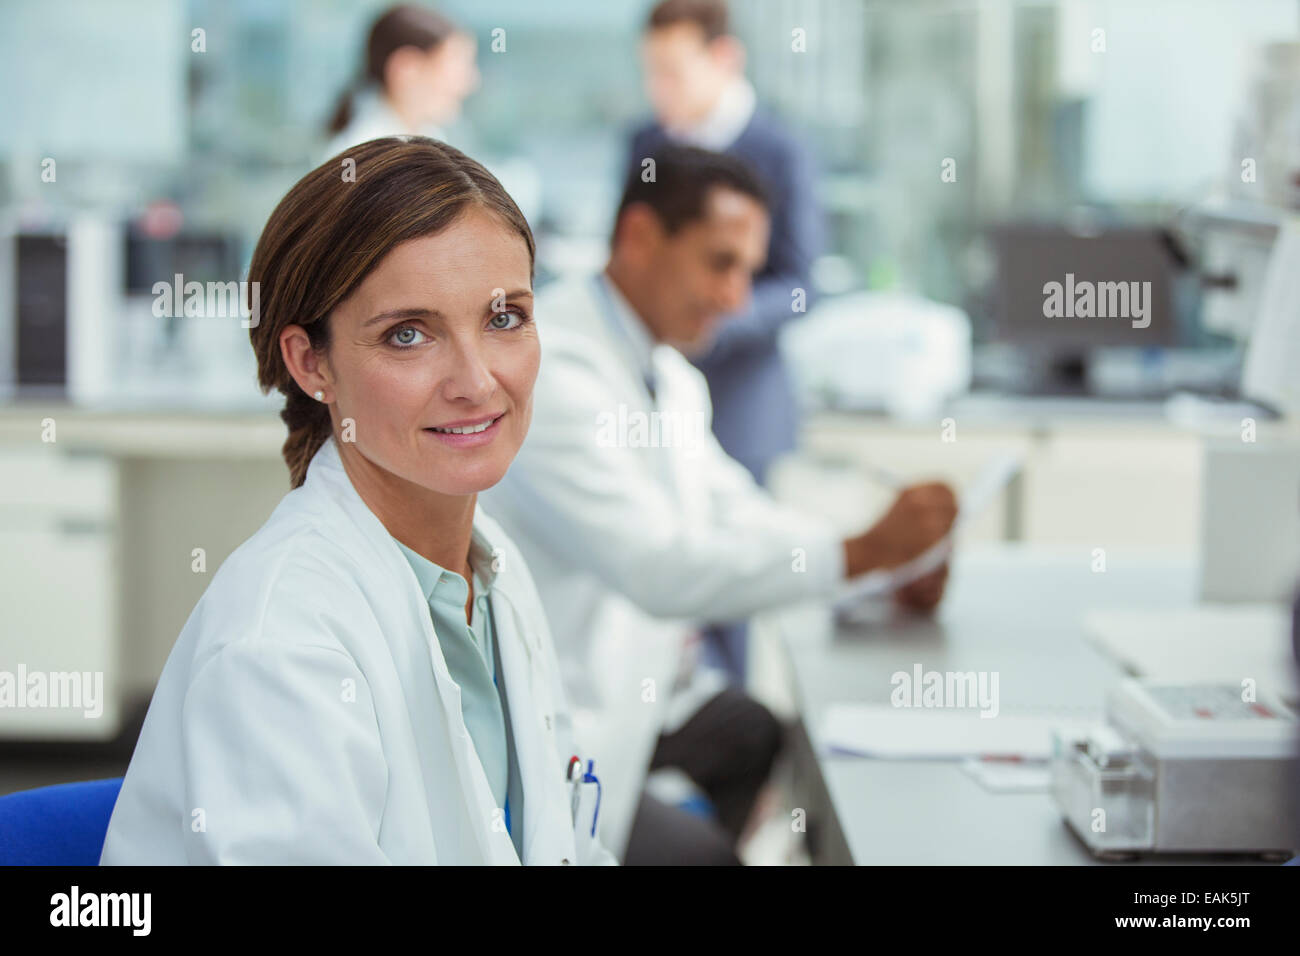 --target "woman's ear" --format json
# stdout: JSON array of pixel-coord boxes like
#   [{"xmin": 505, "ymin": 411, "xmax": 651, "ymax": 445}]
[{"xmin": 280, "ymin": 324, "xmax": 333, "ymax": 401}]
